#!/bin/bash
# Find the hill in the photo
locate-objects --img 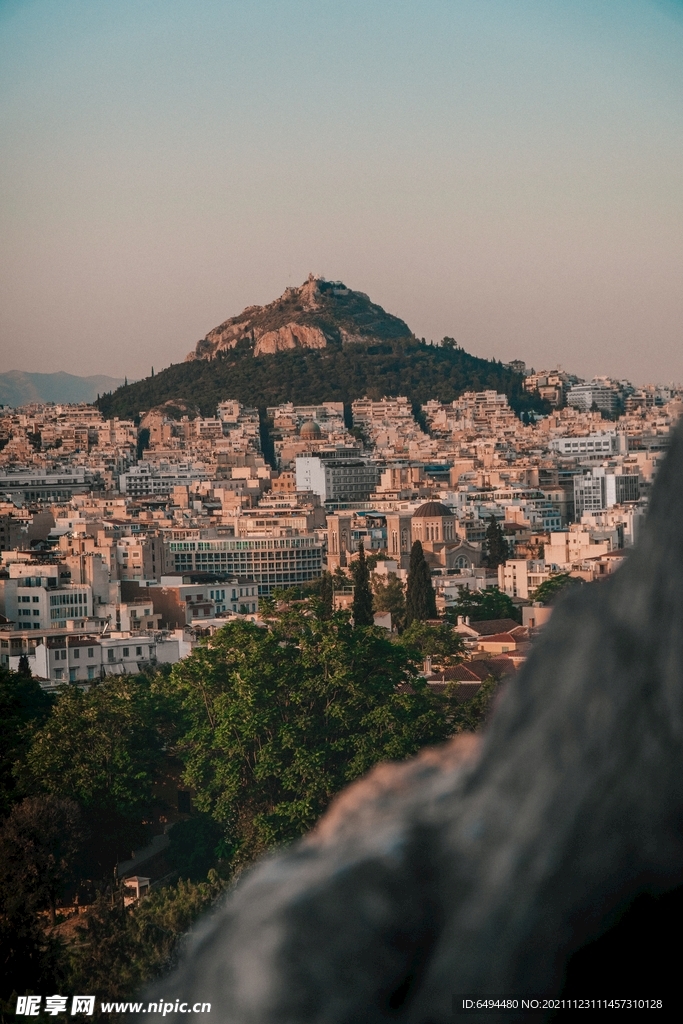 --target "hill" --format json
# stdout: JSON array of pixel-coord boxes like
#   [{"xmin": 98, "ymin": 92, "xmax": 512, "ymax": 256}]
[
  {"xmin": 0, "ymin": 370, "xmax": 126, "ymax": 408},
  {"xmin": 97, "ymin": 277, "xmax": 543, "ymax": 420},
  {"xmin": 185, "ymin": 274, "xmax": 412, "ymax": 361}
]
